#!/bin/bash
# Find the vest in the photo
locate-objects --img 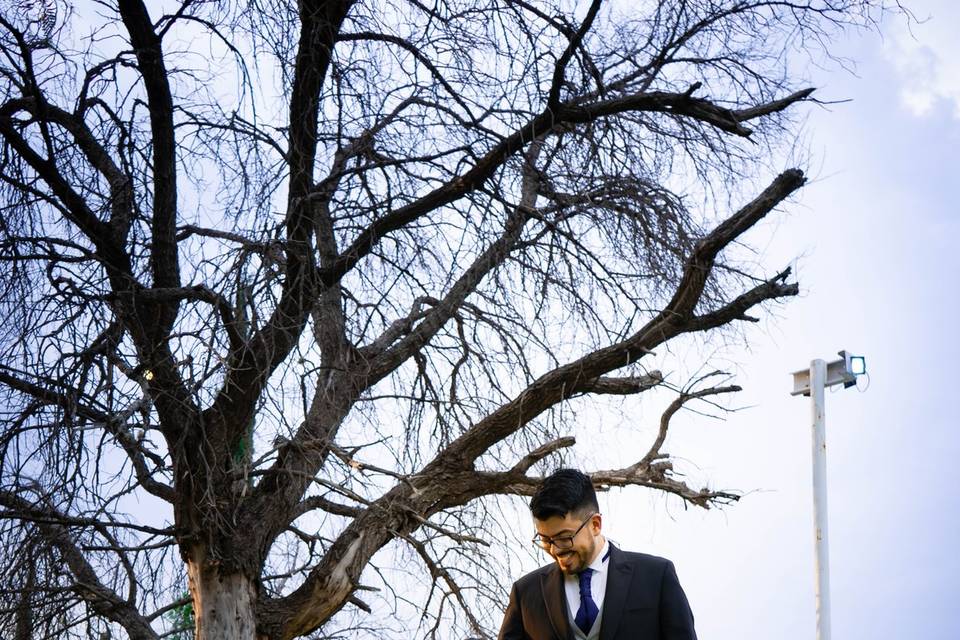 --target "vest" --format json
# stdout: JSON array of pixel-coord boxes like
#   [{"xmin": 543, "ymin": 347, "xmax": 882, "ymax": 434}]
[{"xmin": 567, "ymin": 598, "xmax": 604, "ymax": 640}]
